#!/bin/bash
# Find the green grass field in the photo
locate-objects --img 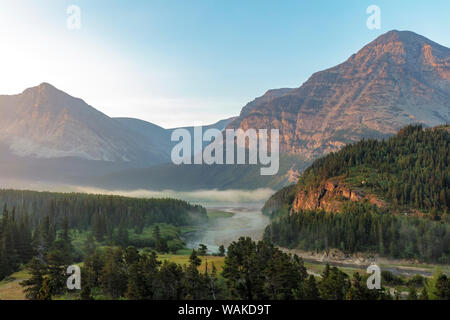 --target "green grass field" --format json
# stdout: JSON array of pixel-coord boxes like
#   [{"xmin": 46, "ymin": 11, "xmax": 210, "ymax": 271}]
[
  {"xmin": 0, "ymin": 269, "xmax": 30, "ymax": 300},
  {"xmin": 158, "ymin": 254, "xmax": 226, "ymax": 273},
  {"xmin": 71, "ymin": 223, "xmax": 186, "ymax": 253}
]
